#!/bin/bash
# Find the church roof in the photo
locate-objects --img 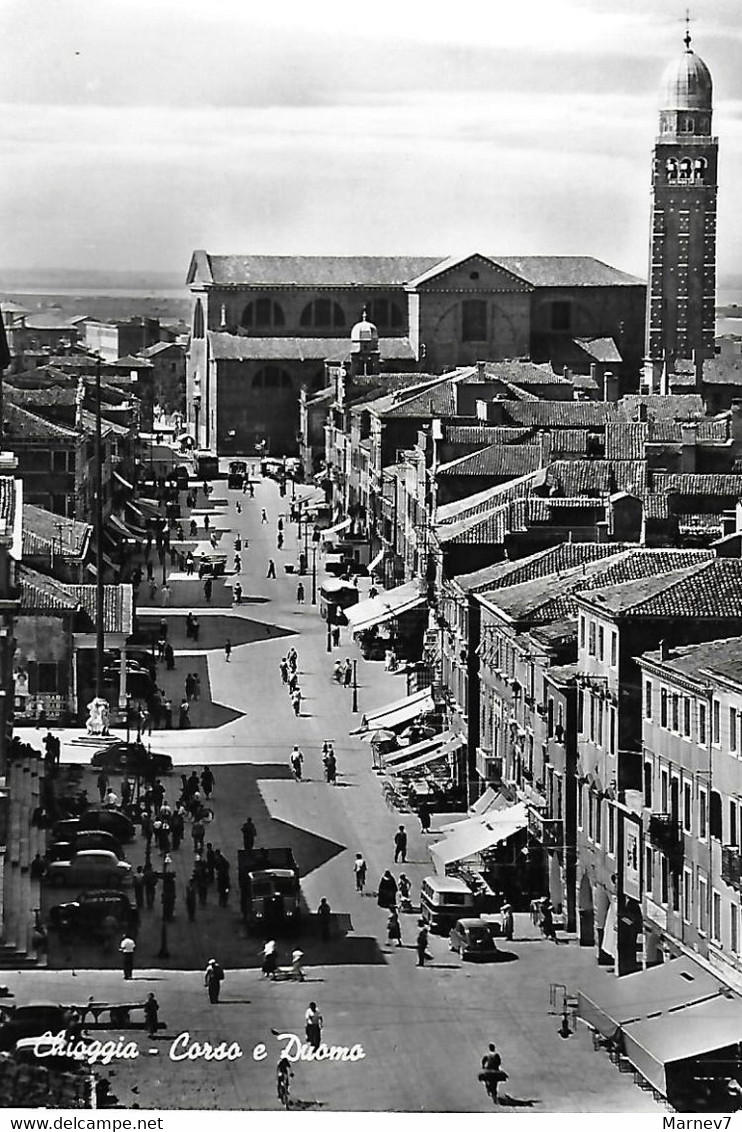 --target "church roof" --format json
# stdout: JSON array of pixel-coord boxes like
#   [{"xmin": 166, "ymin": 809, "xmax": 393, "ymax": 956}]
[{"xmin": 659, "ymin": 39, "xmax": 713, "ymax": 111}]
